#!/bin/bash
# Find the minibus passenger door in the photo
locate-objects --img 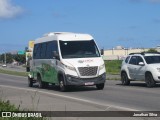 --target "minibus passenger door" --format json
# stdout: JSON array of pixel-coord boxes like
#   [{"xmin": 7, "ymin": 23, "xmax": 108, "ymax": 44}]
[{"xmin": 50, "ymin": 51, "xmax": 59, "ymax": 84}]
